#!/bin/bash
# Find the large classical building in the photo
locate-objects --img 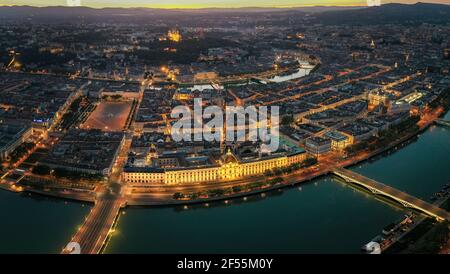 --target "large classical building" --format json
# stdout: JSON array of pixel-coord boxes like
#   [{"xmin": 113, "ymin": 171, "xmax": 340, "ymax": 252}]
[{"xmin": 122, "ymin": 148, "xmax": 306, "ymax": 185}]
